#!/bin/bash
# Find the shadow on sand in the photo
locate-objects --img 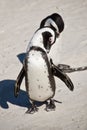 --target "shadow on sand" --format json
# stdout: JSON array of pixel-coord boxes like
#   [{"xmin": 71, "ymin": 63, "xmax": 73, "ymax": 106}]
[
  {"xmin": 0, "ymin": 79, "xmax": 30, "ymax": 109},
  {"xmin": 0, "ymin": 79, "xmax": 44, "ymax": 109},
  {"xmin": 17, "ymin": 52, "xmax": 26, "ymax": 64},
  {"xmin": 0, "ymin": 53, "xmax": 29, "ymax": 109}
]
